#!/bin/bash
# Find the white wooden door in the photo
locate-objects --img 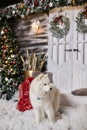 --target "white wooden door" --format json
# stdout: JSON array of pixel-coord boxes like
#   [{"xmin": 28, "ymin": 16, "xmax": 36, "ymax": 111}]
[
  {"xmin": 48, "ymin": 6, "xmax": 87, "ymax": 94},
  {"xmin": 73, "ymin": 7, "xmax": 87, "ymax": 91}
]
